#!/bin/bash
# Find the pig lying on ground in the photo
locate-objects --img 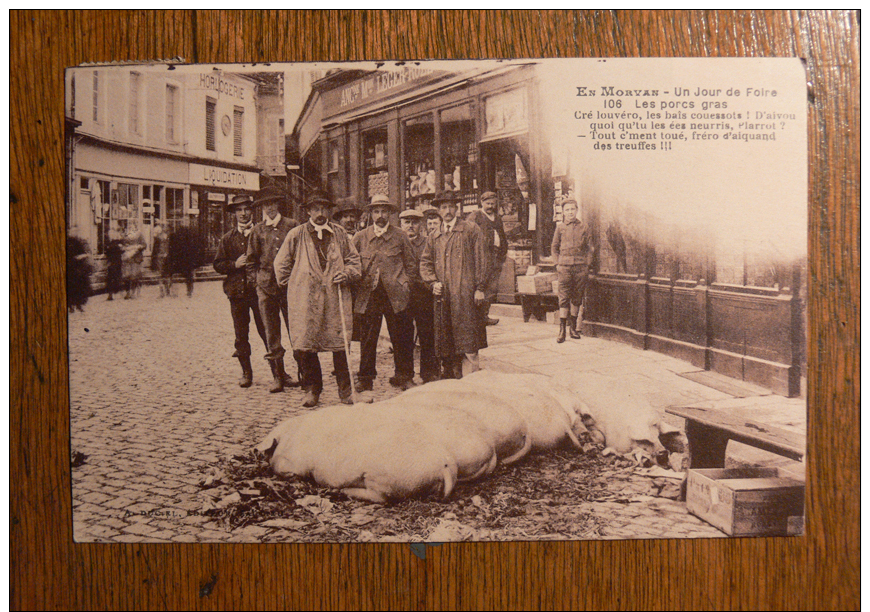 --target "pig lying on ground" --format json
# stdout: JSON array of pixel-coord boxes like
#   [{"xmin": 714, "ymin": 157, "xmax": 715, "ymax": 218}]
[
  {"xmin": 390, "ymin": 382, "xmax": 532, "ymax": 464},
  {"xmin": 257, "ymin": 405, "xmax": 458, "ymax": 504},
  {"xmin": 458, "ymin": 371, "xmax": 588, "ymax": 450},
  {"xmin": 563, "ymin": 373, "xmax": 678, "ymax": 456}
]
